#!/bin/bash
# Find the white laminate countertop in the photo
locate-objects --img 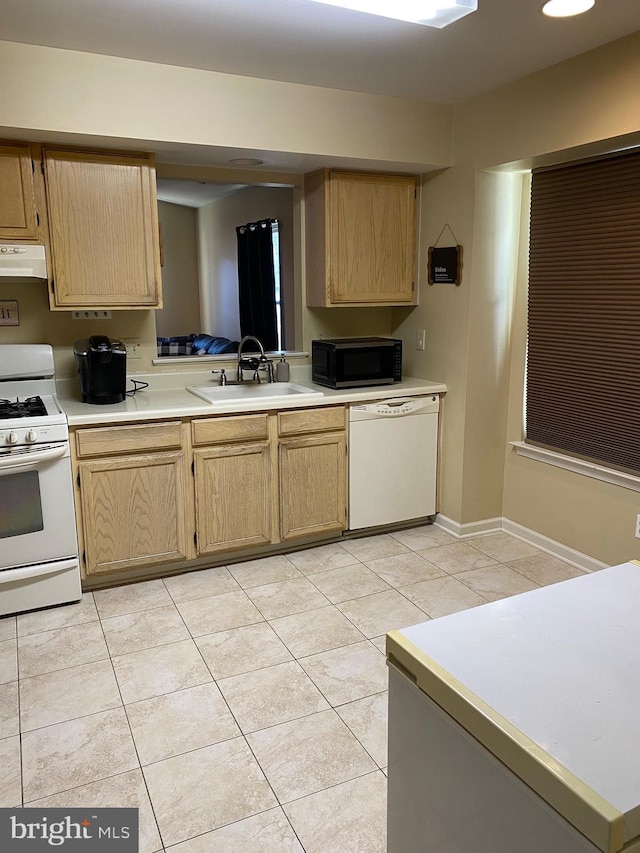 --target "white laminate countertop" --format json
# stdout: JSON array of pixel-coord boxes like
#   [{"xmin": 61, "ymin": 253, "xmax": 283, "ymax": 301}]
[
  {"xmin": 387, "ymin": 561, "xmax": 640, "ymax": 853},
  {"xmin": 56, "ymin": 369, "xmax": 447, "ymax": 426}
]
